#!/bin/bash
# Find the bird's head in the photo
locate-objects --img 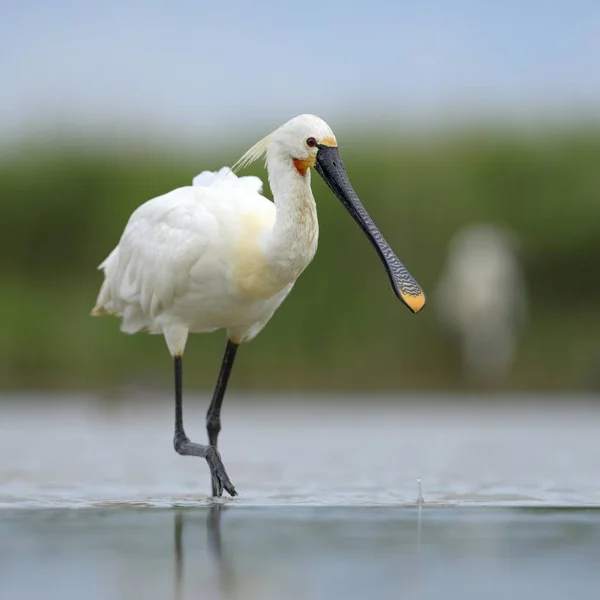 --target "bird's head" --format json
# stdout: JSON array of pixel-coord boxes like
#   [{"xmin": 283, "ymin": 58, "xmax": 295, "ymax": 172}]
[
  {"xmin": 264, "ymin": 114, "xmax": 339, "ymax": 176},
  {"xmin": 234, "ymin": 114, "xmax": 426, "ymax": 314}
]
